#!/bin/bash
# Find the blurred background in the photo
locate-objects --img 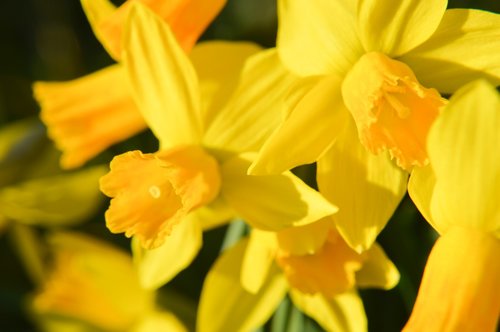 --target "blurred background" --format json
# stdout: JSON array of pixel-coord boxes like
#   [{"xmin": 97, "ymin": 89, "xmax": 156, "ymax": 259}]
[{"xmin": 0, "ymin": 0, "xmax": 498, "ymax": 331}]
